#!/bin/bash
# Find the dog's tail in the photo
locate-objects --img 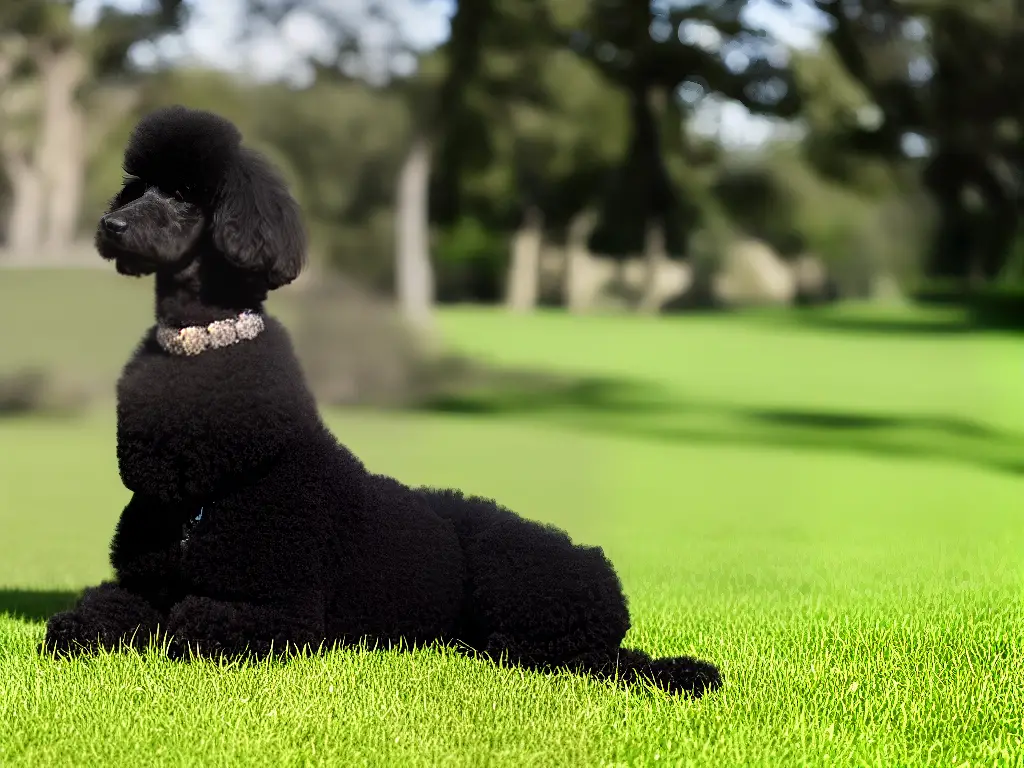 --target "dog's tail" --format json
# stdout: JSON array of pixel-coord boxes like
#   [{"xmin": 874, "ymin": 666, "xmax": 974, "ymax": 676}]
[{"xmin": 585, "ymin": 647, "xmax": 722, "ymax": 697}]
